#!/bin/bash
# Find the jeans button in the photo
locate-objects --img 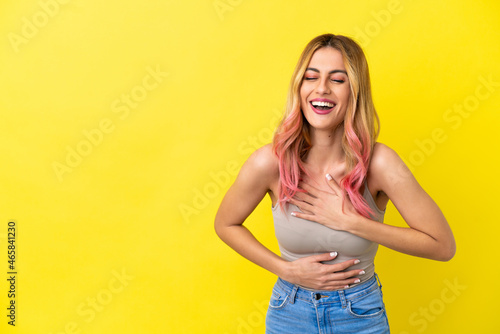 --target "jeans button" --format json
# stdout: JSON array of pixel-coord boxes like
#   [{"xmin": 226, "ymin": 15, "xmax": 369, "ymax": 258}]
[{"xmin": 314, "ymin": 293, "xmax": 321, "ymax": 300}]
